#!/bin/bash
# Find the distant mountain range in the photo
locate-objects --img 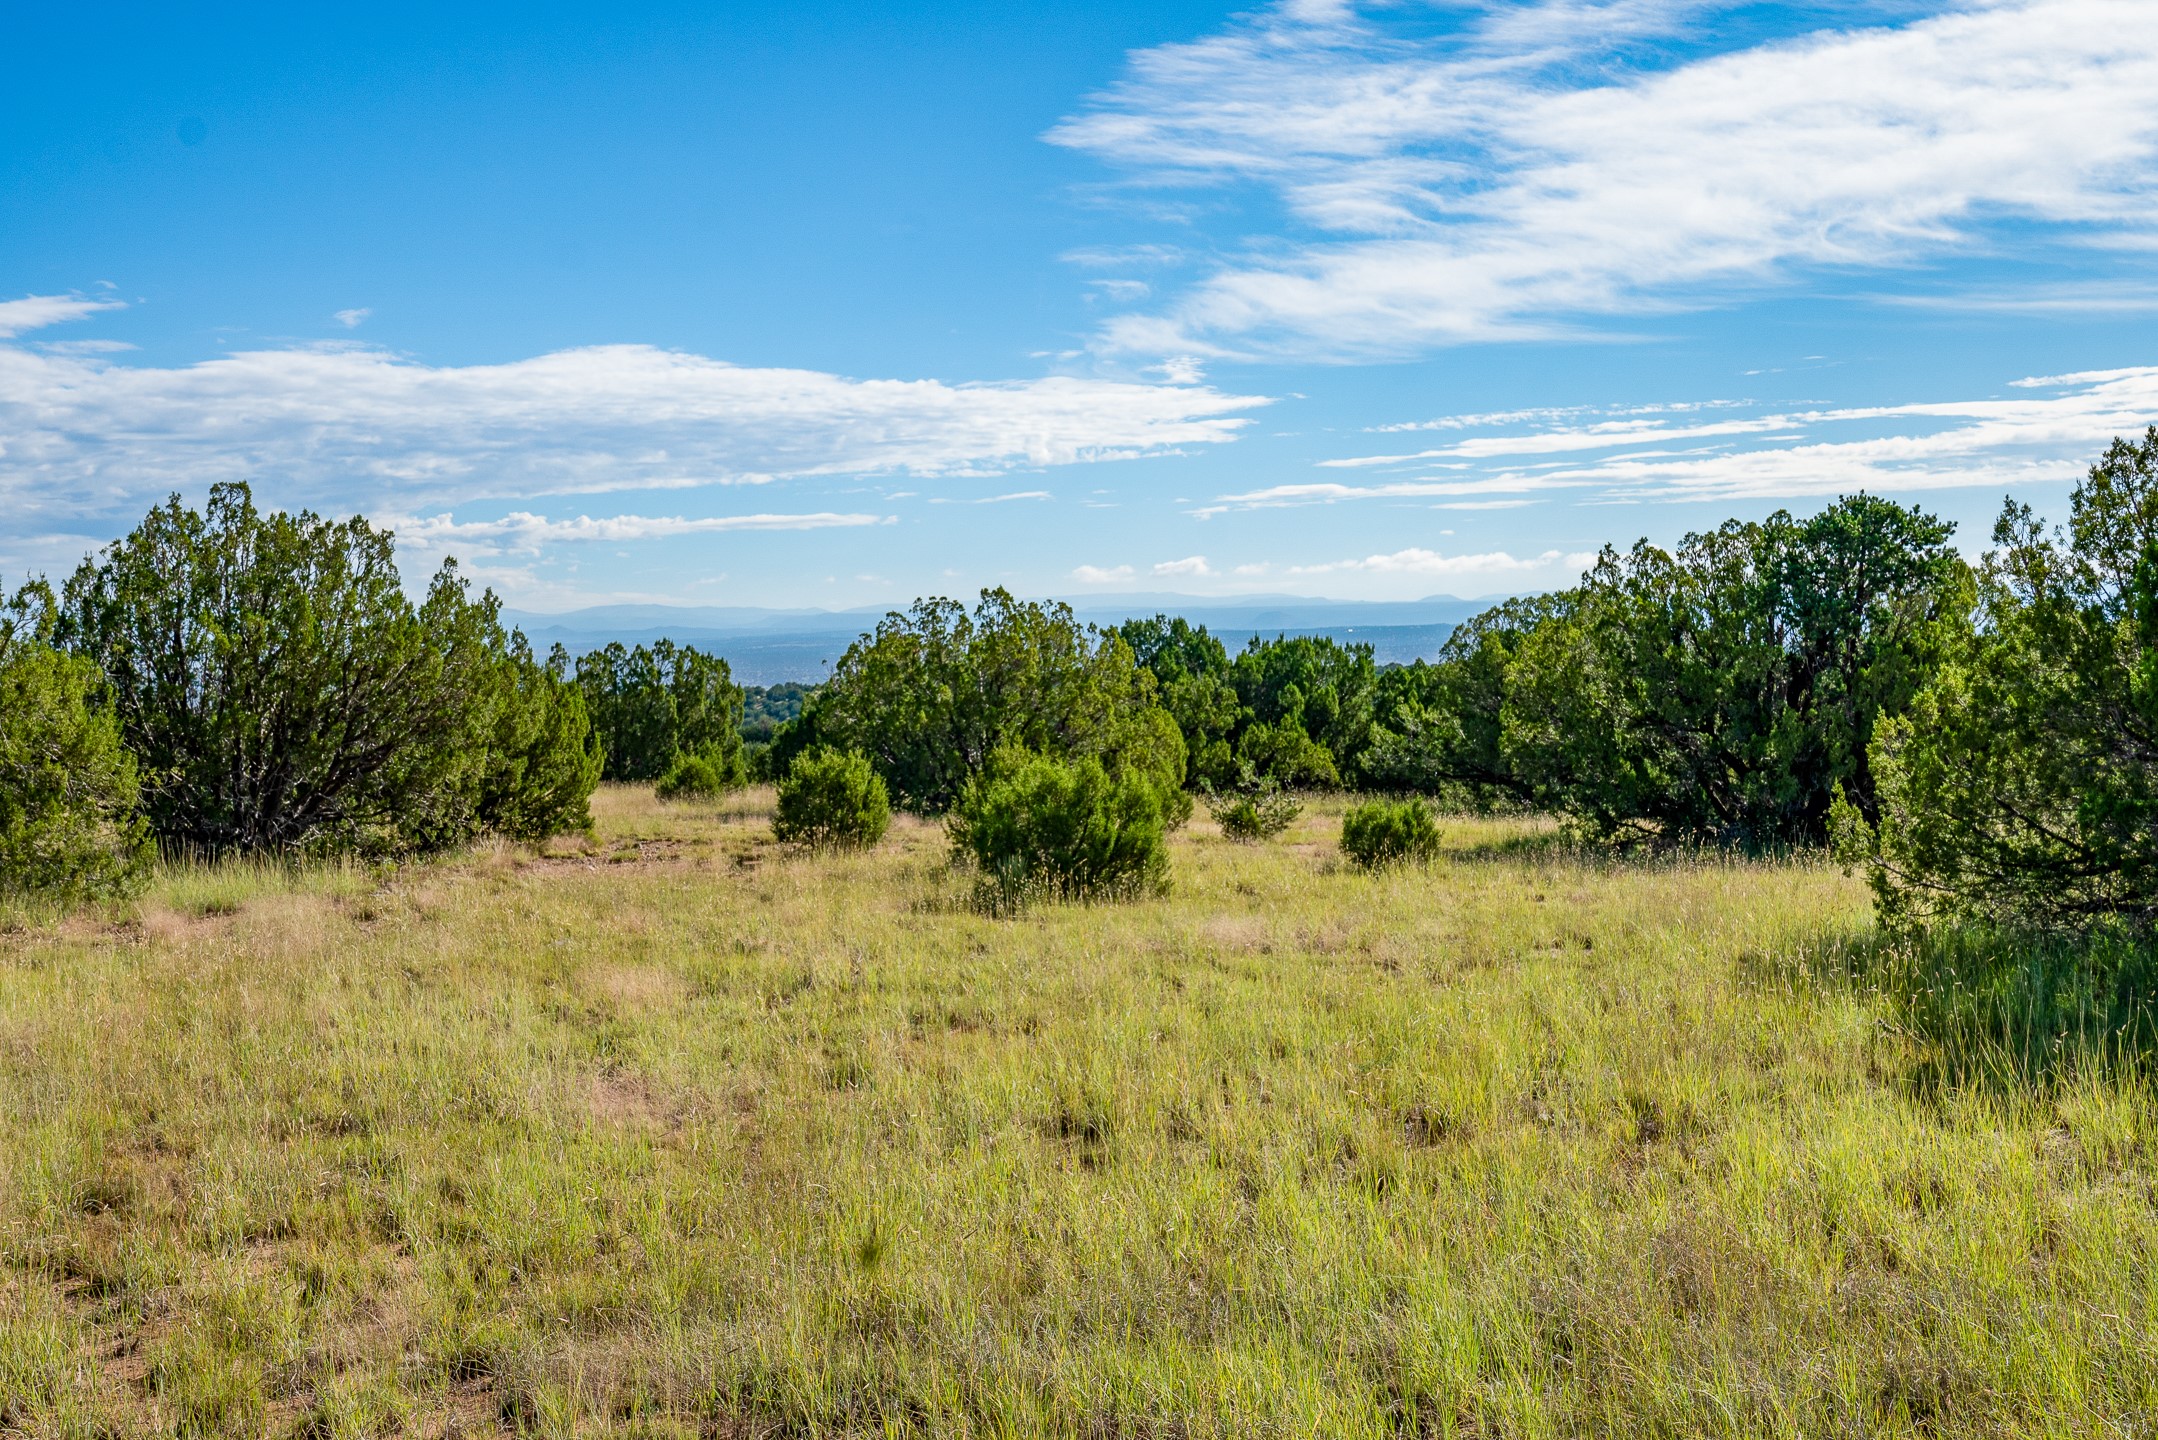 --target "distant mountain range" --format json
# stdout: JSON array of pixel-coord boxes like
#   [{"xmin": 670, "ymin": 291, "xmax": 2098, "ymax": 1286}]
[{"xmin": 504, "ymin": 594, "xmax": 1504, "ymax": 686}]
